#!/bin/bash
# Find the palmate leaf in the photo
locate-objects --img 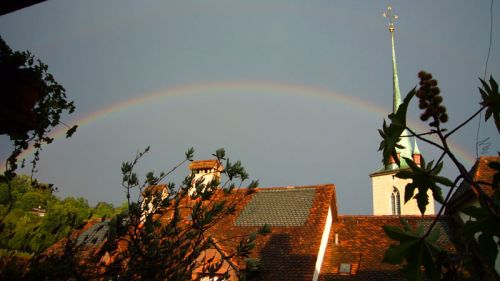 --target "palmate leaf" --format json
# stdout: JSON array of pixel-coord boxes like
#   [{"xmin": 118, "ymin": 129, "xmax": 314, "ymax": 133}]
[
  {"xmin": 396, "ymin": 157, "xmax": 452, "ymax": 214},
  {"xmin": 460, "ymin": 190, "xmax": 500, "ymax": 267},
  {"xmin": 378, "ymin": 88, "xmax": 416, "ymax": 166},
  {"xmin": 479, "ymin": 76, "xmax": 500, "ymax": 133},
  {"xmin": 383, "ymin": 220, "xmax": 443, "ymax": 281}
]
